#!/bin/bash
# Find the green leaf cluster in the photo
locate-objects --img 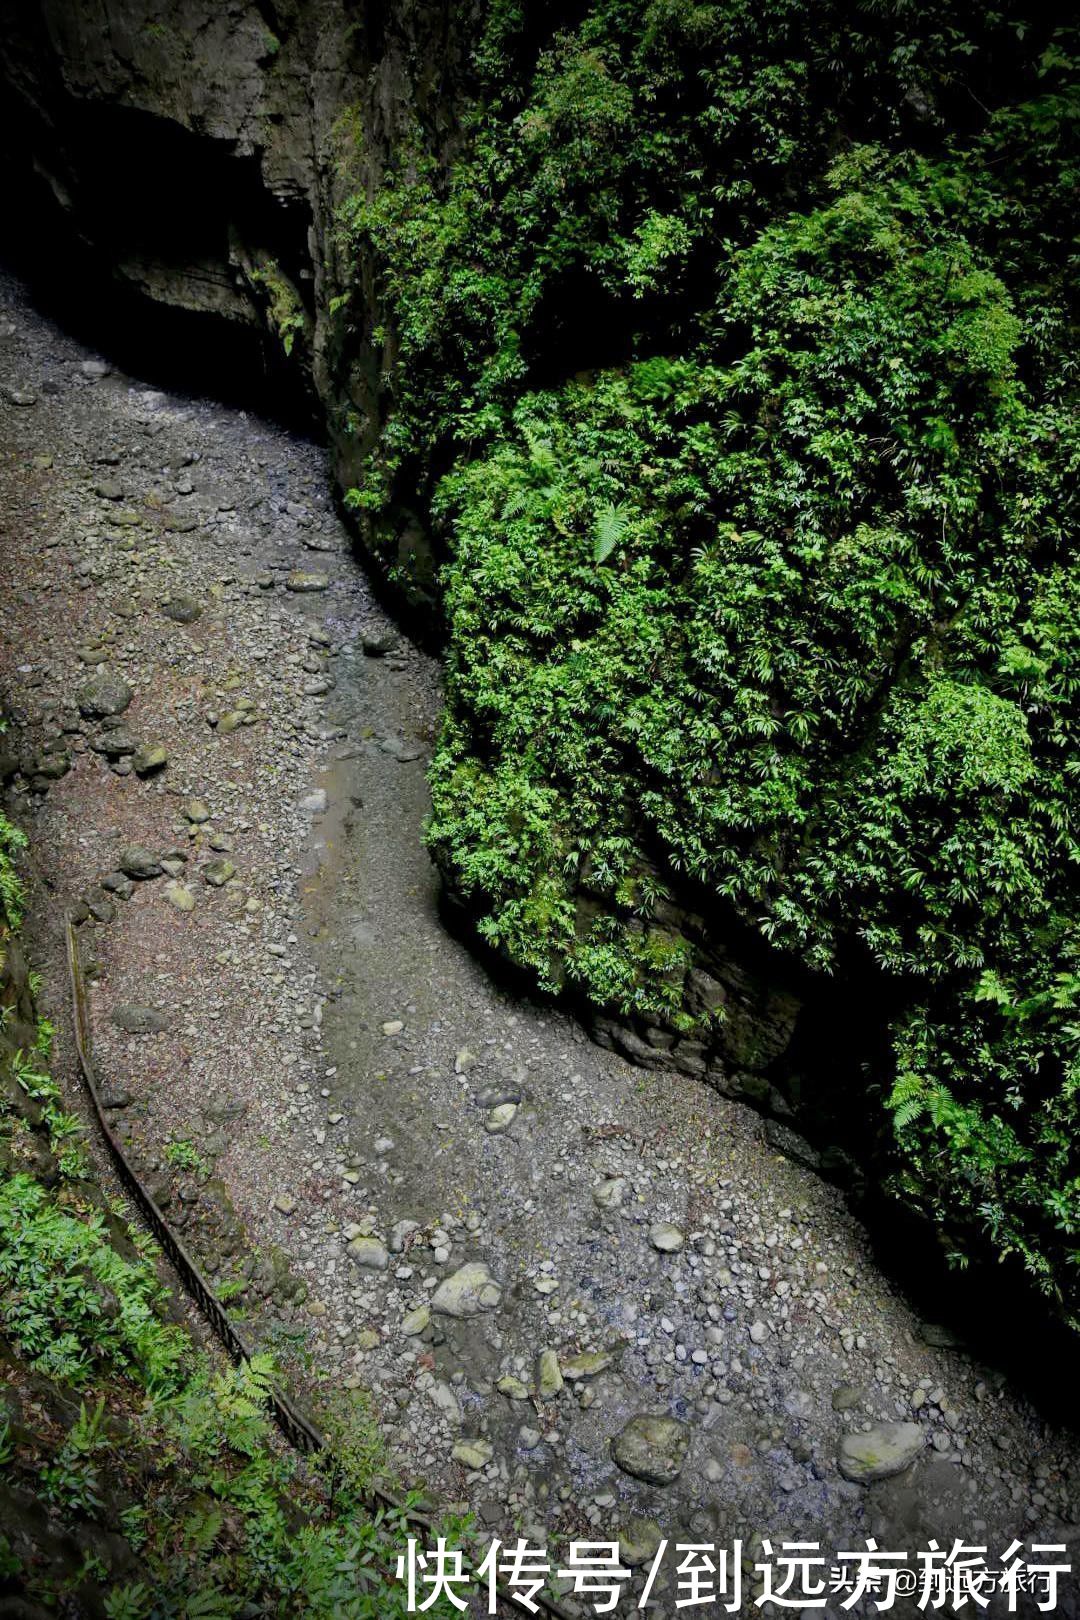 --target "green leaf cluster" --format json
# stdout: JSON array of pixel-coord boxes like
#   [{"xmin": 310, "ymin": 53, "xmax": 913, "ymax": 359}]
[{"xmin": 344, "ymin": 8, "xmax": 1079, "ymax": 1305}]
